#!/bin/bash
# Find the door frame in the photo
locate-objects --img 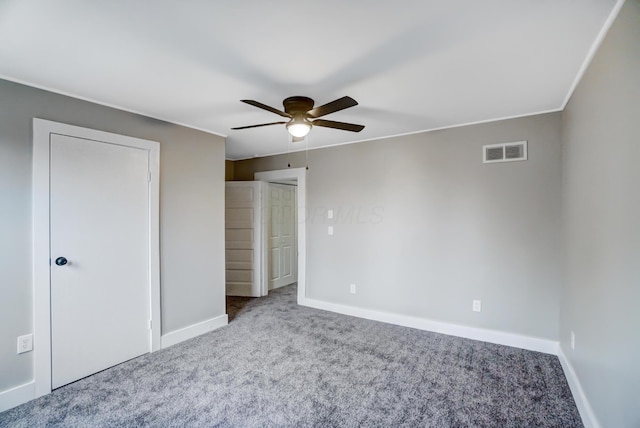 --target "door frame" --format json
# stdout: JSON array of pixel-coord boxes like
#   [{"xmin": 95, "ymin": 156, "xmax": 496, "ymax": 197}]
[
  {"xmin": 255, "ymin": 168, "xmax": 306, "ymax": 303},
  {"xmin": 263, "ymin": 182, "xmax": 298, "ymax": 293},
  {"xmin": 32, "ymin": 118, "xmax": 161, "ymax": 397}
]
